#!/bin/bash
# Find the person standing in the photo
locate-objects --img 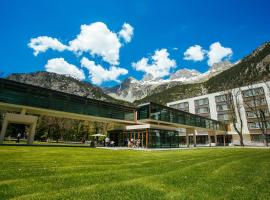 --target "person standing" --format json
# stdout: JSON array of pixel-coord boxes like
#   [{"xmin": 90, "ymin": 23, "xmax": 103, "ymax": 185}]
[
  {"xmin": 17, "ymin": 133, "xmax": 21, "ymax": 143},
  {"xmin": 105, "ymin": 137, "xmax": 110, "ymax": 147}
]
